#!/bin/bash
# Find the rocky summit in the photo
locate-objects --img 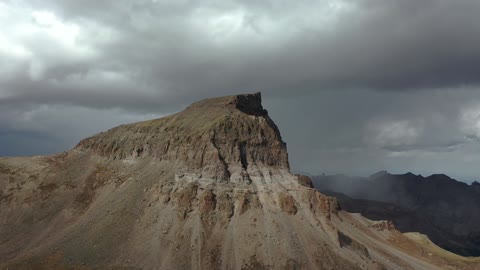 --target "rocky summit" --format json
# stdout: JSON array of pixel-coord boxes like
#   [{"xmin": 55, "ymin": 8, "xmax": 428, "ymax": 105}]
[
  {"xmin": 1, "ymin": 93, "xmax": 479, "ymax": 270},
  {"xmin": 76, "ymin": 92, "xmax": 289, "ymax": 184}
]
